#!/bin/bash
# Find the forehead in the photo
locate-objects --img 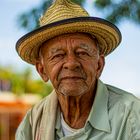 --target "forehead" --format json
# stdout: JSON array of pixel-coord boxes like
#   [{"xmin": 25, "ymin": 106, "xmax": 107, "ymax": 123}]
[
  {"xmin": 41, "ymin": 33, "xmax": 97, "ymax": 52},
  {"xmin": 52, "ymin": 33, "xmax": 94, "ymax": 40}
]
